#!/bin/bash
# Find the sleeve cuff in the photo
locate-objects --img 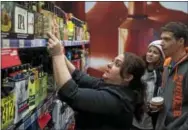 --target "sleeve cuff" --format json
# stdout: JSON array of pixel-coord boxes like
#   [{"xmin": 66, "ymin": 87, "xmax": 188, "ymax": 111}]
[
  {"xmin": 71, "ymin": 69, "xmax": 85, "ymax": 82},
  {"xmin": 71, "ymin": 69, "xmax": 80, "ymax": 78},
  {"xmin": 58, "ymin": 79, "xmax": 78, "ymax": 101}
]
